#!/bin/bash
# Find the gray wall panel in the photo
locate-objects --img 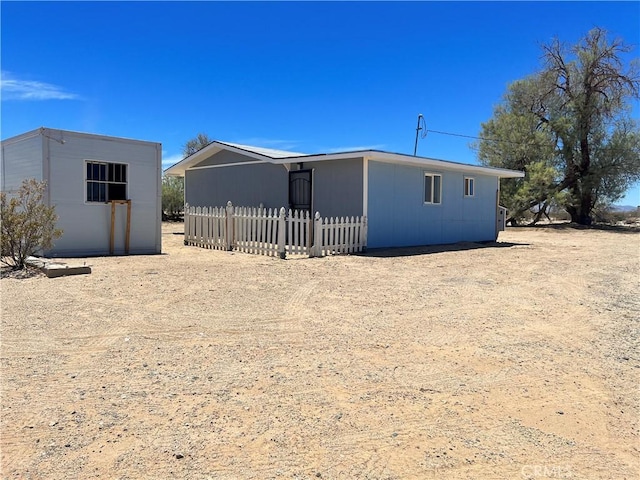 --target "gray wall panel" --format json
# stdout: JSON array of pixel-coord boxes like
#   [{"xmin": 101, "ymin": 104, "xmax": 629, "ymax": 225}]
[
  {"xmin": 308, "ymin": 157, "xmax": 363, "ymax": 218},
  {"xmin": 197, "ymin": 149, "xmax": 262, "ymax": 167},
  {"xmin": 1, "ymin": 133, "xmax": 44, "ymax": 193},
  {"xmin": 186, "ymin": 163, "xmax": 288, "ymax": 210}
]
